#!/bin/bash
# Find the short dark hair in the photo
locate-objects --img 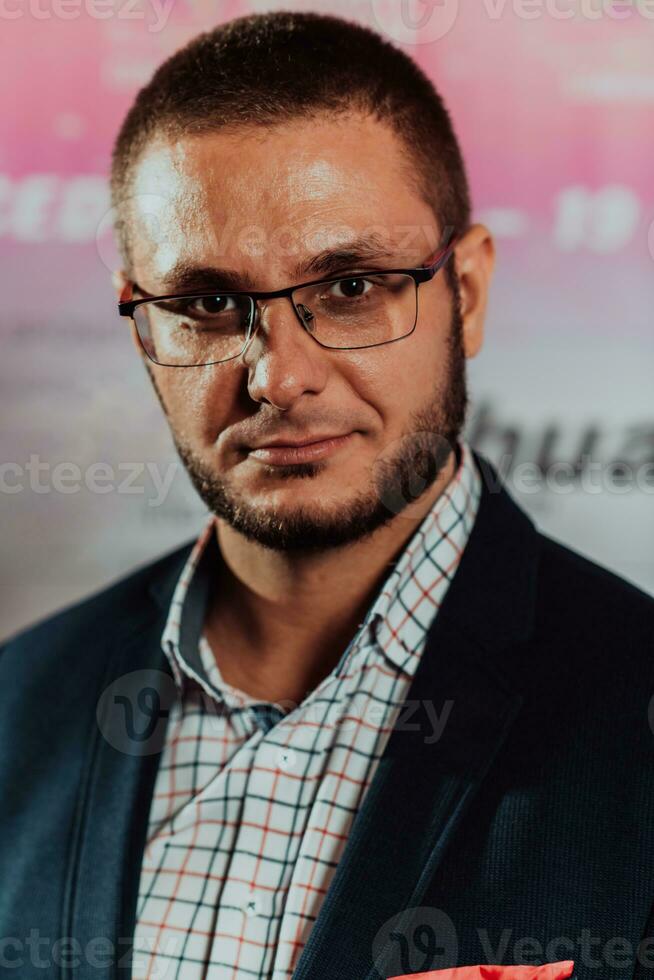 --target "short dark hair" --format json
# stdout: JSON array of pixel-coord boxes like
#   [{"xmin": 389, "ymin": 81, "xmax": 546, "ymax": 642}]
[{"xmin": 110, "ymin": 9, "xmax": 471, "ymax": 290}]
